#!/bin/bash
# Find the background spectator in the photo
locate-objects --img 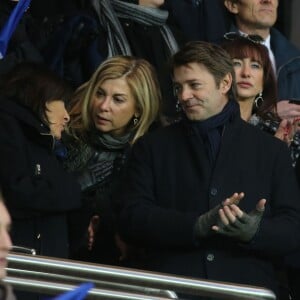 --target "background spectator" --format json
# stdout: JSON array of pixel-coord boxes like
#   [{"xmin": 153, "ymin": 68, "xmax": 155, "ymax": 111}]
[
  {"xmin": 0, "ymin": 62, "xmax": 81, "ymax": 259},
  {"xmin": 223, "ymin": 0, "xmax": 300, "ymax": 120}
]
